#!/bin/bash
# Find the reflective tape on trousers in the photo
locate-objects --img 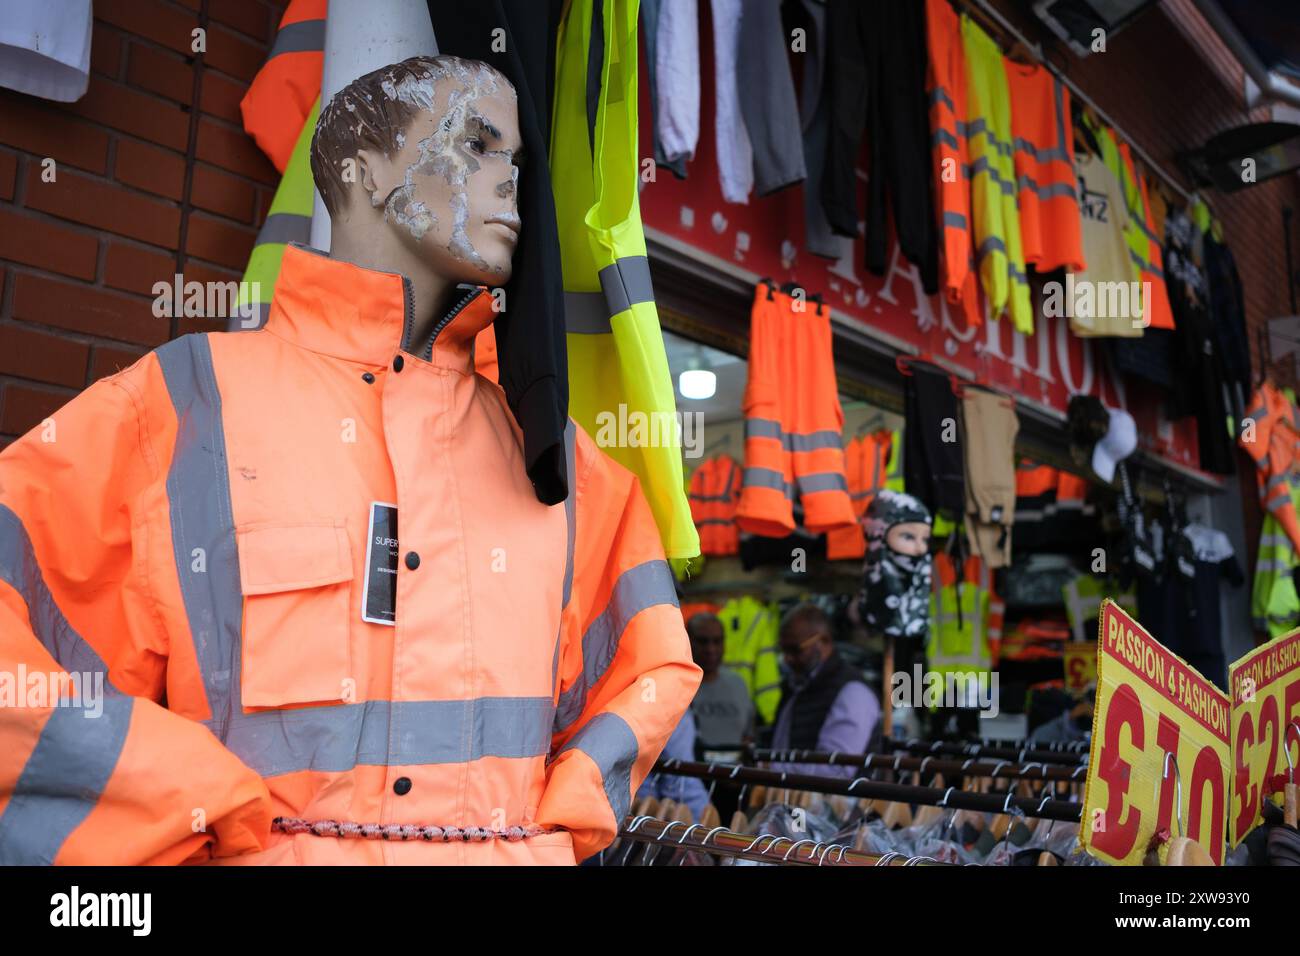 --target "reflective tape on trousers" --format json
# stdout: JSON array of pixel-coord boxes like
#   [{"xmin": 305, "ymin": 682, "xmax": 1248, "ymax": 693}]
[{"xmin": 744, "ymin": 417, "xmax": 844, "ymax": 452}]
